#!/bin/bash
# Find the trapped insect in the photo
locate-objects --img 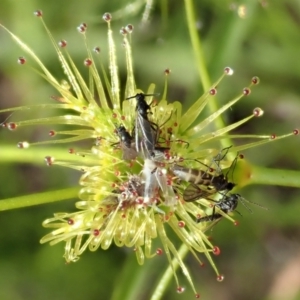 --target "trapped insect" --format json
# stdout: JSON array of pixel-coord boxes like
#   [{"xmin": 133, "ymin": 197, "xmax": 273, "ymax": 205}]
[
  {"xmin": 114, "ymin": 125, "xmax": 138, "ymax": 160},
  {"xmin": 127, "ymin": 93, "xmax": 158, "ymax": 159},
  {"xmin": 197, "ymin": 193, "xmax": 268, "ymax": 223},
  {"xmin": 171, "ymin": 164, "xmax": 235, "ymax": 202}
]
